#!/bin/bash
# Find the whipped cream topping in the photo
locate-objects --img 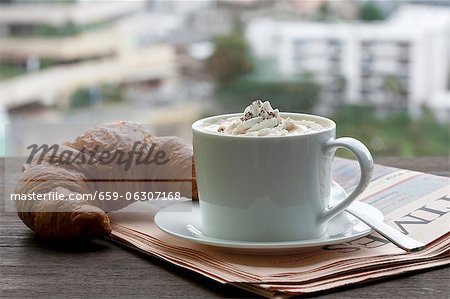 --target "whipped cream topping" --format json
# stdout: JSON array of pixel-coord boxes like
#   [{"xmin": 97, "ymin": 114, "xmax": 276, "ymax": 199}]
[{"xmin": 204, "ymin": 100, "xmax": 324, "ymax": 136}]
